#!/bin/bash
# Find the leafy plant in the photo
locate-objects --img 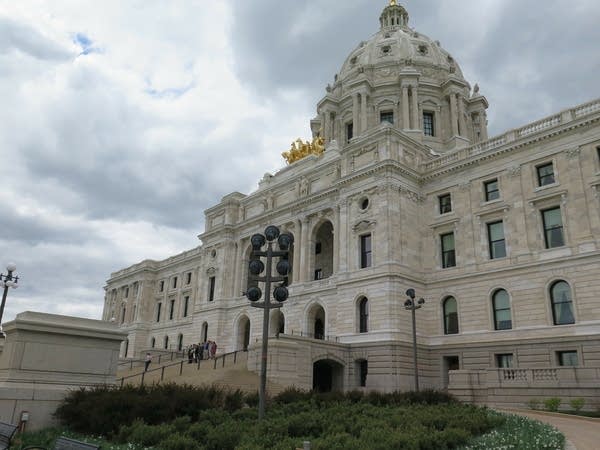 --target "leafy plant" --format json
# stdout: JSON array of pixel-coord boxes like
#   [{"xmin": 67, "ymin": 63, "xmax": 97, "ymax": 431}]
[
  {"xmin": 544, "ymin": 397, "xmax": 561, "ymax": 412},
  {"xmin": 570, "ymin": 397, "xmax": 585, "ymax": 412}
]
